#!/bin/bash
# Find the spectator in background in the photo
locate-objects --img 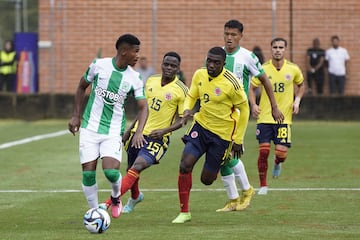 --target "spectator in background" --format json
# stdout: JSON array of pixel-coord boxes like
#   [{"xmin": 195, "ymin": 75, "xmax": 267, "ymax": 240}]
[
  {"xmin": 177, "ymin": 69, "xmax": 186, "ymax": 84},
  {"xmin": 252, "ymin": 46, "xmax": 264, "ymax": 64},
  {"xmin": 135, "ymin": 56, "xmax": 155, "ymax": 85},
  {"xmin": 0, "ymin": 40, "xmax": 17, "ymax": 92},
  {"xmin": 306, "ymin": 38, "xmax": 325, "ymax": 95},
  {"xmin": 325, "ymin": 35, "xmax": 350, "ymax": 96},
  {"xmin": 252, "ymin": 46, "xmax": 265, "ymax": 99}
]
